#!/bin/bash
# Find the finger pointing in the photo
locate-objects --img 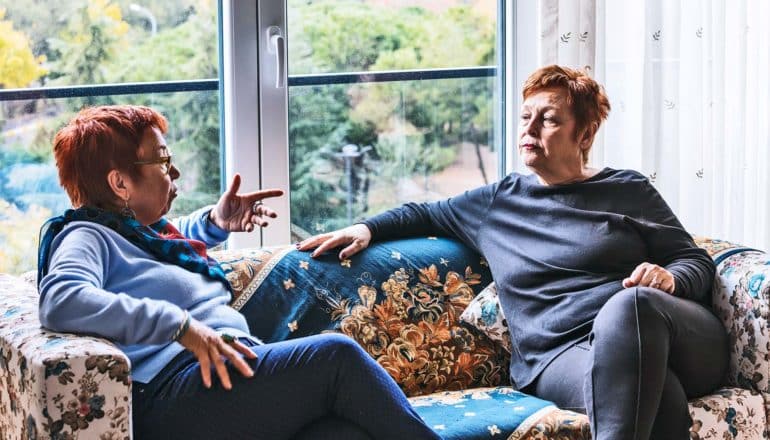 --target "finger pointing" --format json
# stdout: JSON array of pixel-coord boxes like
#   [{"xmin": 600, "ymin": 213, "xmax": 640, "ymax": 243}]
[{"xmin": 225, "ymin": 173, "xmax": 242, "ymax": 197}]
